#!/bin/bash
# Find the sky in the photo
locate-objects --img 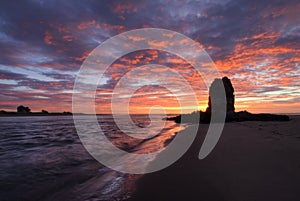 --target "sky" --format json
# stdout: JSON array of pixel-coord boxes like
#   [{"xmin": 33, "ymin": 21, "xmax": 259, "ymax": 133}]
[{"xmin": 0, "ymin": 0, "xmax": 299, "ymax": 114}]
